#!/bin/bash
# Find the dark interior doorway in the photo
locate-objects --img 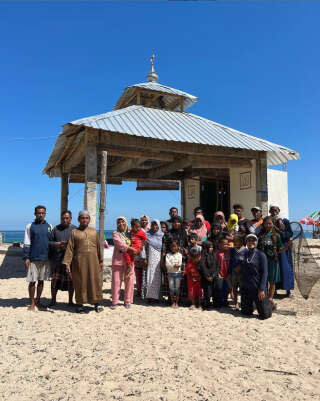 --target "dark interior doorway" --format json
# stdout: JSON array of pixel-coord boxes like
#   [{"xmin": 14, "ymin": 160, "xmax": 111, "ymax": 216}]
[{"xmin": 200, "ymin": 179, "xmax": 230, "ymax": 223}]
